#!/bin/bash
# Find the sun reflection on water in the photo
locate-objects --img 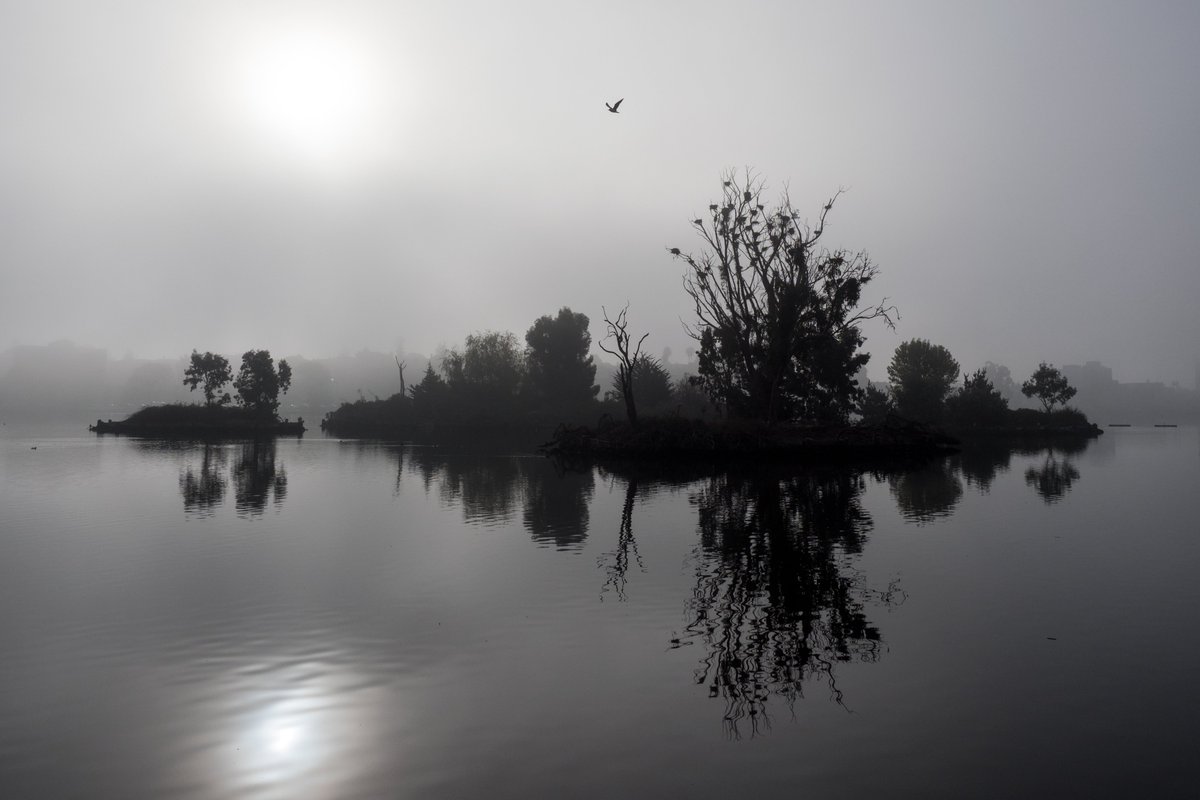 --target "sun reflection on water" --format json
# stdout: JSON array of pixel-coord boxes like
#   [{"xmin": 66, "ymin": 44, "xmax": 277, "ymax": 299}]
[
  {"xmin": 206, "ymin": 661, "xmax": 397, "ymax": 799},
  {"xmin": 266, "ymin": 722, "xmax": 302, "ymax": 756}
]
